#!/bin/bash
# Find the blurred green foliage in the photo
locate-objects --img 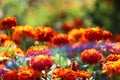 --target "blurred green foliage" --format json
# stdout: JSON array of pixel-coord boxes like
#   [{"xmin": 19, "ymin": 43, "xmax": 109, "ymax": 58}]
[{"xmin": 0, "ymin": 0, "xmax": 120, "ymax": 34}]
